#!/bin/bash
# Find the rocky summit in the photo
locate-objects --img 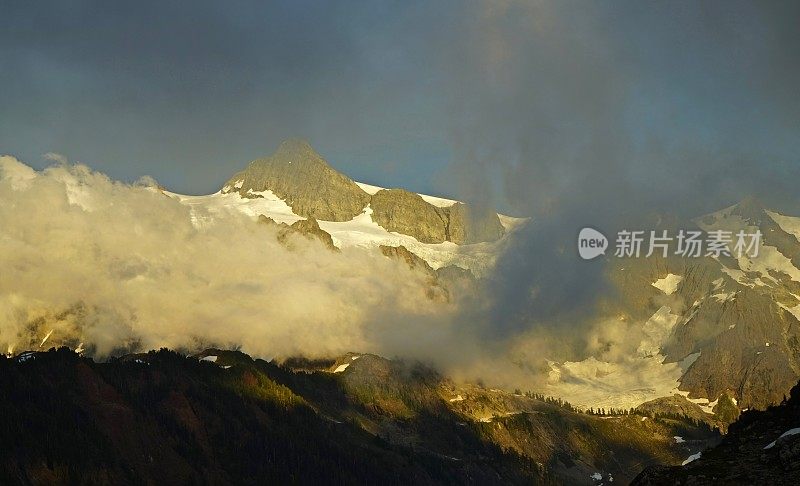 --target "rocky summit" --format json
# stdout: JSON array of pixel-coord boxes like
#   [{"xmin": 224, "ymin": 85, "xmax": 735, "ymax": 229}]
[
  {"xmin": 223, "ymin": 139, "xmax": 506, "ymax": 244},
  {"xmin": 223, "ymin": 138, "xmax": 371, "ymax": 221}
]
